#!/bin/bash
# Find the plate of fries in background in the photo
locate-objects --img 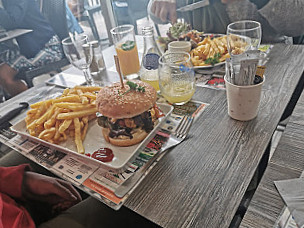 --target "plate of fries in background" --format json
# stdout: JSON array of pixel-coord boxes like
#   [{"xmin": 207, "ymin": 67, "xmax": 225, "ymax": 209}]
[
  {"xmin": 190, "ymin": 34, "xmax": 230, "ymax": 69},
  {"xmin": 161, "ymin": 23, "xmax": 246, "ymax": 69},
  {"xmin": 11, "ymin": 86, "xmax": 173, "ymax": 172}
]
